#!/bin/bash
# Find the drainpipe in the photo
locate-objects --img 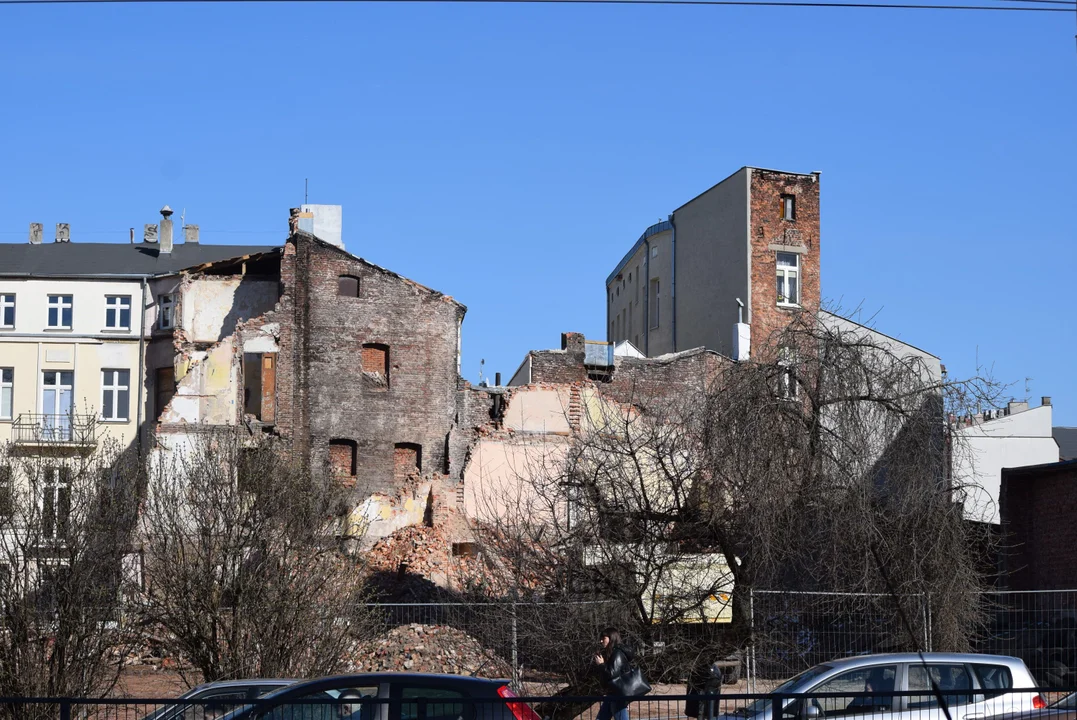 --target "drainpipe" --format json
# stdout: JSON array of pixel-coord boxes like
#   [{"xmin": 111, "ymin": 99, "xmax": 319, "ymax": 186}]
[
  {"xmin": 136, "ymin": 277, "xmax": 147, "ymax": 457},
  {"xmin": 643, "ymin": 238, "xmax": 651, "ymax": 356},
  {"xmin": 669, "ymin": 214, "xmax": 677, "ymax": 352}
]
